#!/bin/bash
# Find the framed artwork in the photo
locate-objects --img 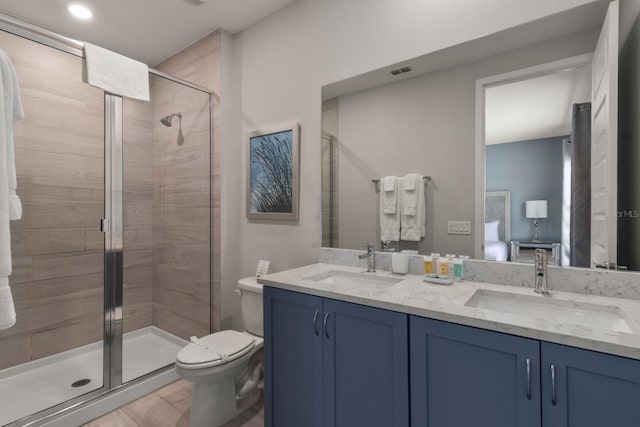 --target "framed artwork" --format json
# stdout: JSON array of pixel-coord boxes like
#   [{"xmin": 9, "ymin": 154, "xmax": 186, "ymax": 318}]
[
  {"xmin": 485, "ymin": 191, "xmax": 511, "ymax": 242},
  {"xmin": 247, "ymin": 123, "xmax": 300, "ymax": 220}
]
